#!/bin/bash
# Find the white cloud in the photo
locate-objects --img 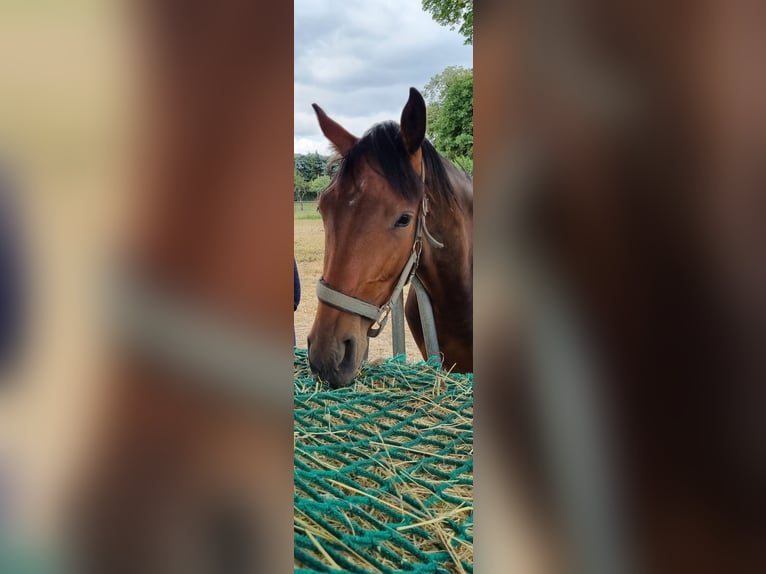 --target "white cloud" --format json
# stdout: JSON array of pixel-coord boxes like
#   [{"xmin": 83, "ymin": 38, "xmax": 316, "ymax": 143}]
[
  {"xmin": 294, "ymin": 137, "xmax": 332, "ymax": 156},
  {"xmin": 294, "ymin": 0, "xmax": 472, "ymax": 153}
]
